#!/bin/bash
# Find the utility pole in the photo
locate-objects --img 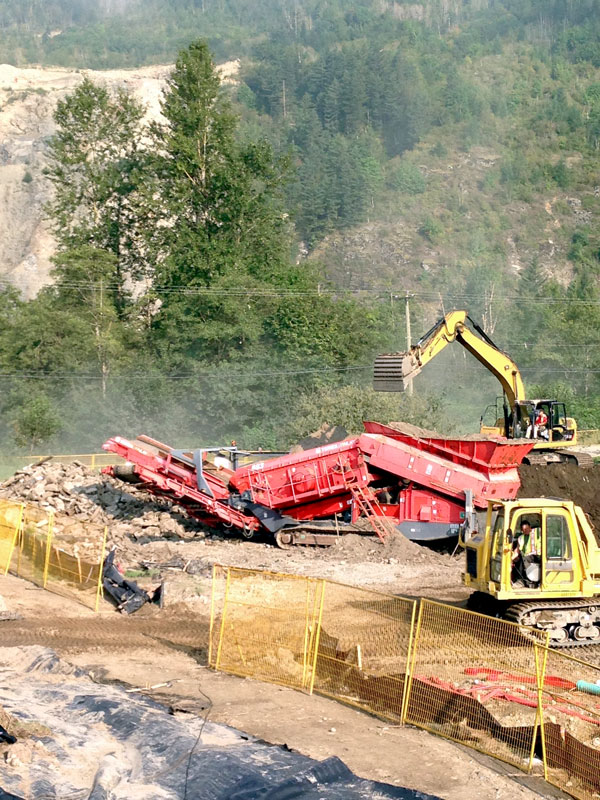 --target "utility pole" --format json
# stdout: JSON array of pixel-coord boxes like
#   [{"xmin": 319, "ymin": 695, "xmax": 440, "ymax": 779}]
[{"xmin": 405, "ymin": 291, "xmax": 413, "ymax": 396}]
